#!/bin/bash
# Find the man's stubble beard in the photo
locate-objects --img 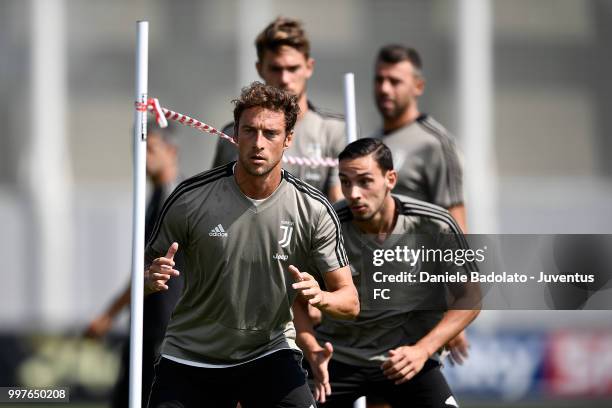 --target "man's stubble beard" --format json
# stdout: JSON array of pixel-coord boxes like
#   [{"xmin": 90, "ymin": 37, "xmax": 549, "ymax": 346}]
[
  {"xmin": 239, "ymin": 154, "xmax": 283, "ymax": 178},
  {"xmin": 377, "ymin": 97, "xmax": 410, "ymax": 123}
]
